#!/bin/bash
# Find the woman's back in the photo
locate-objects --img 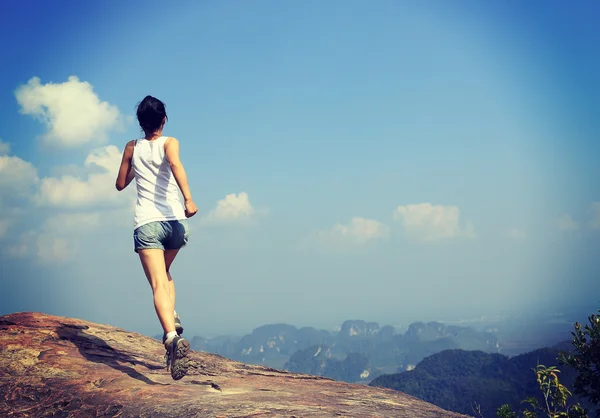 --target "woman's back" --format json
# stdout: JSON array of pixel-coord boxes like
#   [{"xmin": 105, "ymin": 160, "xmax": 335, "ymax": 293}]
[{"xmin": 132, "ymin": 136, "xmax": 185, "ymax": 229}]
